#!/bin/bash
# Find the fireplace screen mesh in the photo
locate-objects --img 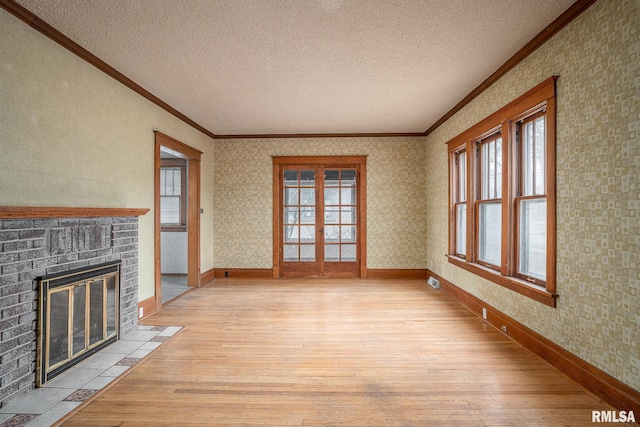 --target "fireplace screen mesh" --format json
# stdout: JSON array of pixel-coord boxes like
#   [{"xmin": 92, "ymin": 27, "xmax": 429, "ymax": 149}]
[{"xmin": 38, "ymin": 262, "xmax": 121, "ymax": 386}]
